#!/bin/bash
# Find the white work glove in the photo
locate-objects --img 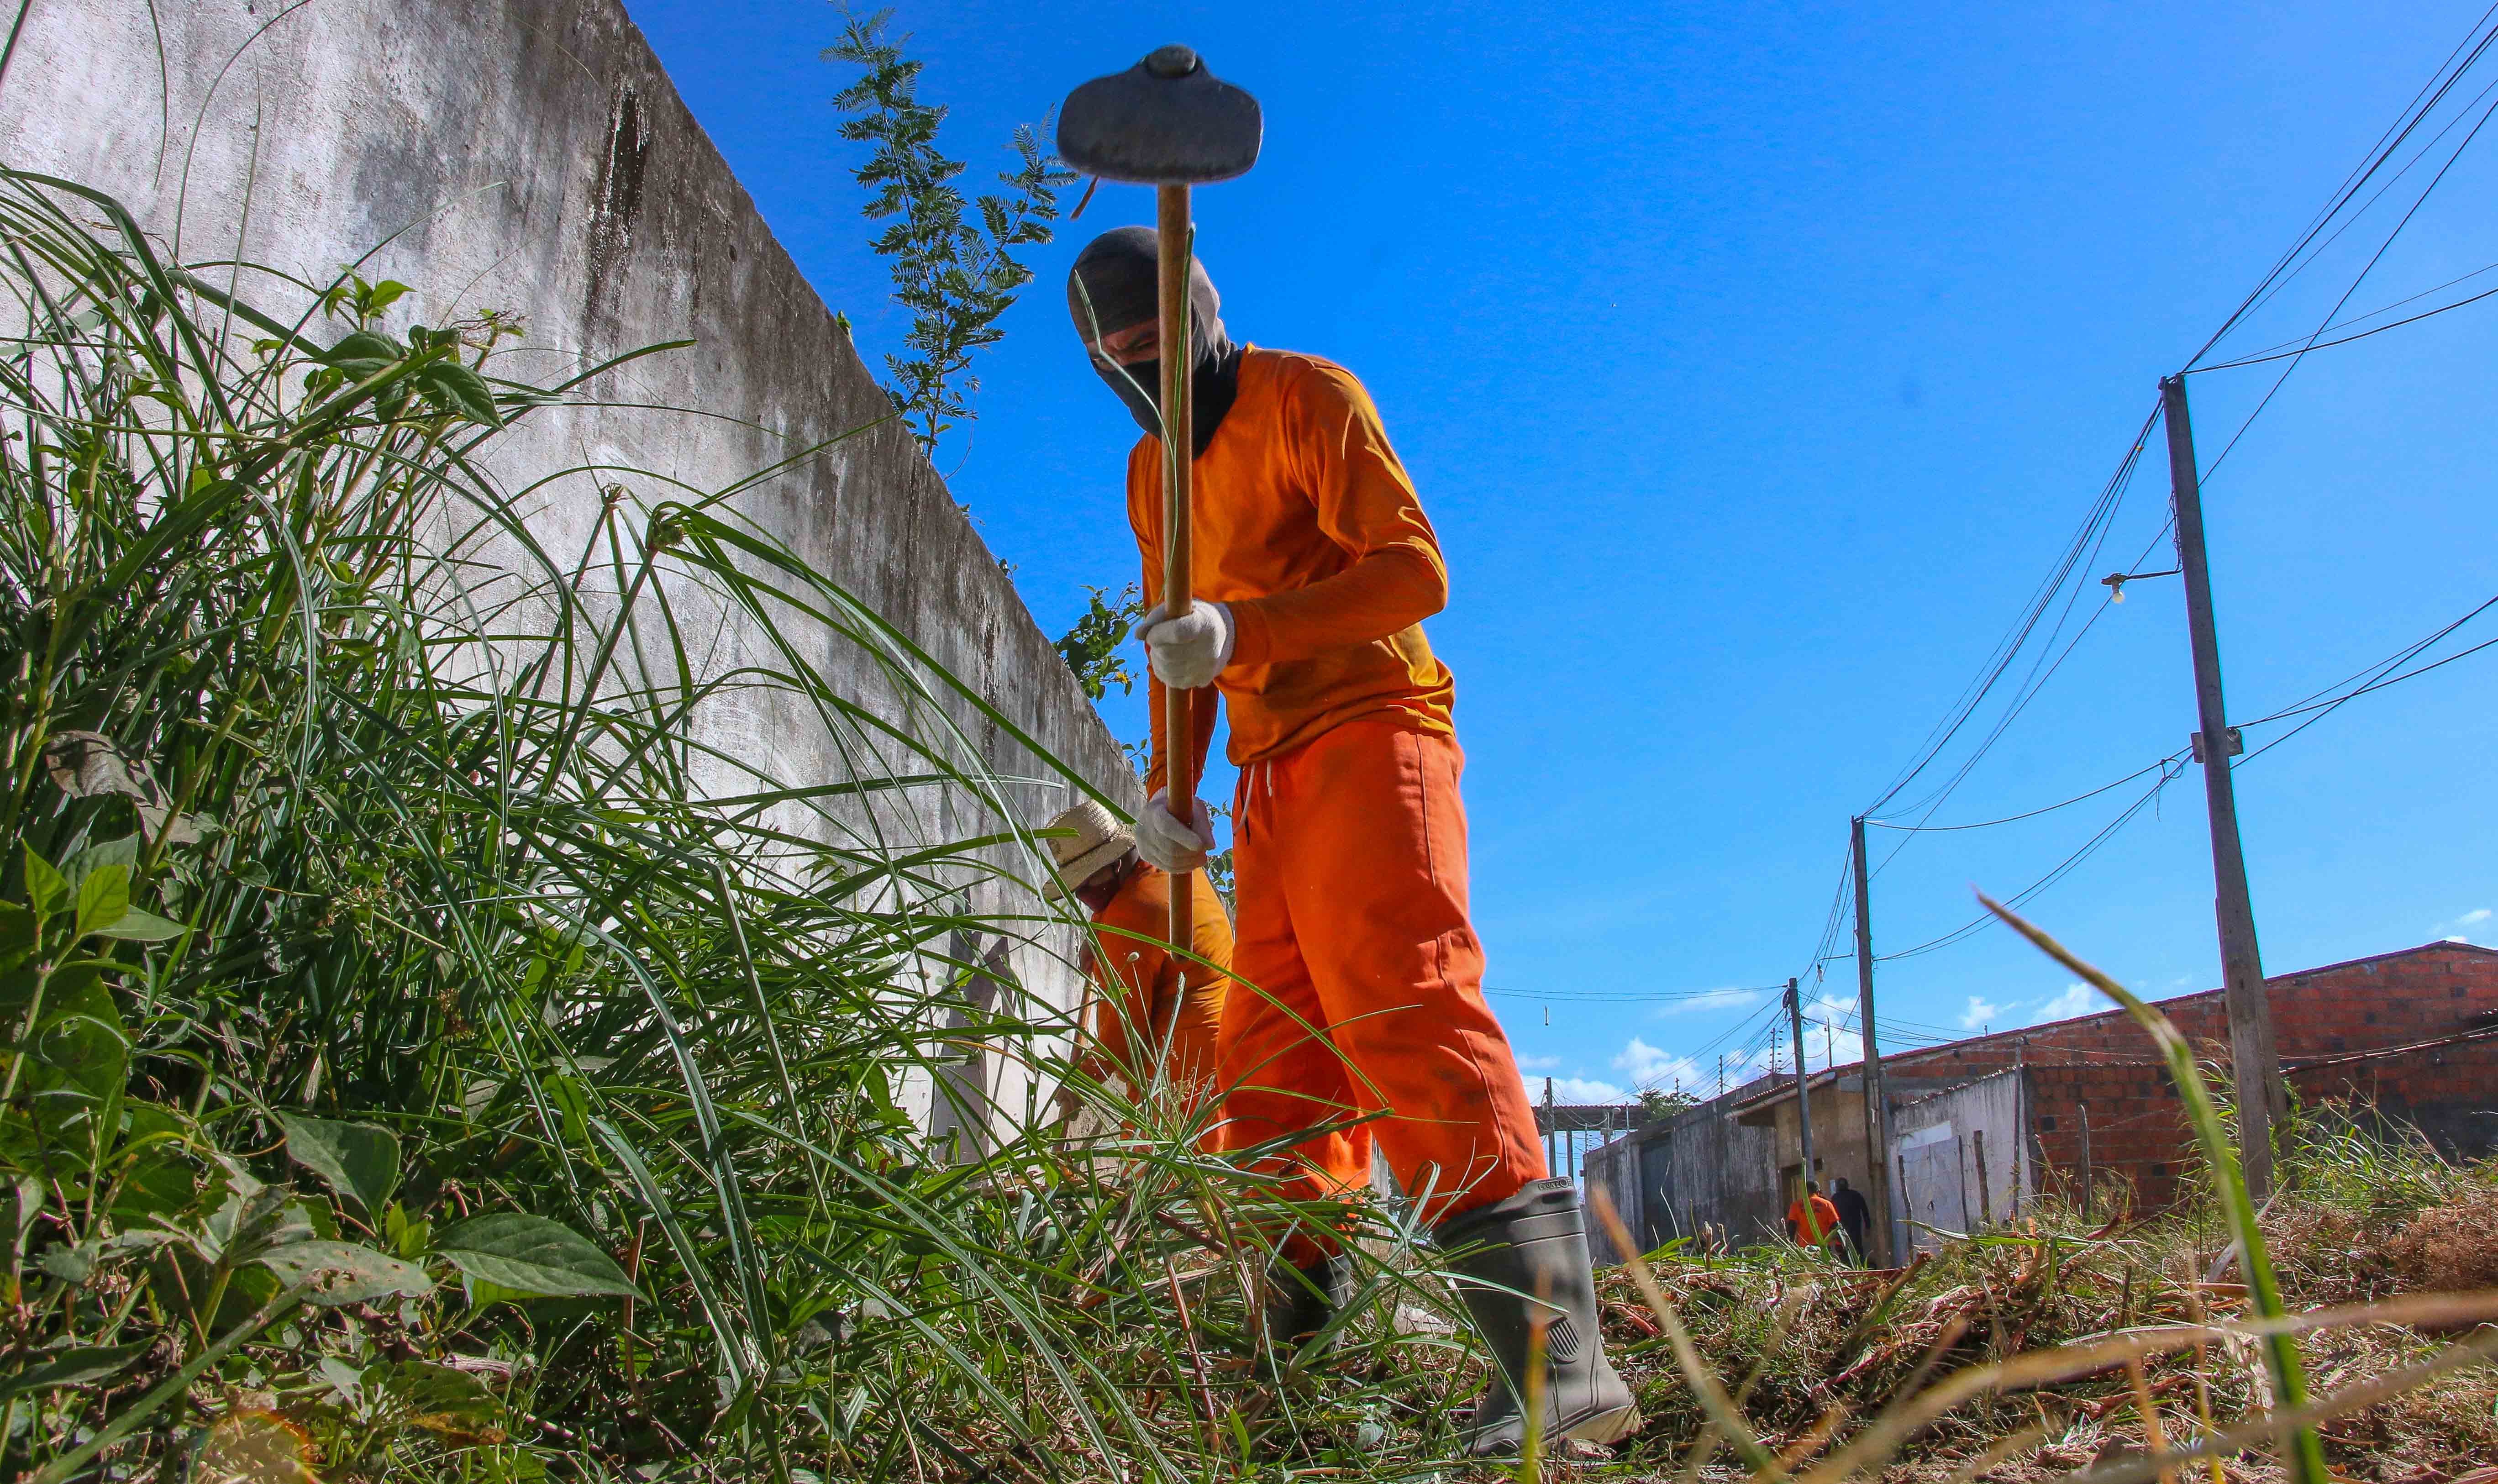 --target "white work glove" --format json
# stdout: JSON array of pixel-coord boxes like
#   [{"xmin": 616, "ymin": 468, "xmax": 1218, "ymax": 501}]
[
  {"xmin": 1133, "ymin": 790, "xmax": 1215, "ymax": 874},
  {"xmin": 1136, "ymin": 599, "xmax": 1236, "ymax": 689}
]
